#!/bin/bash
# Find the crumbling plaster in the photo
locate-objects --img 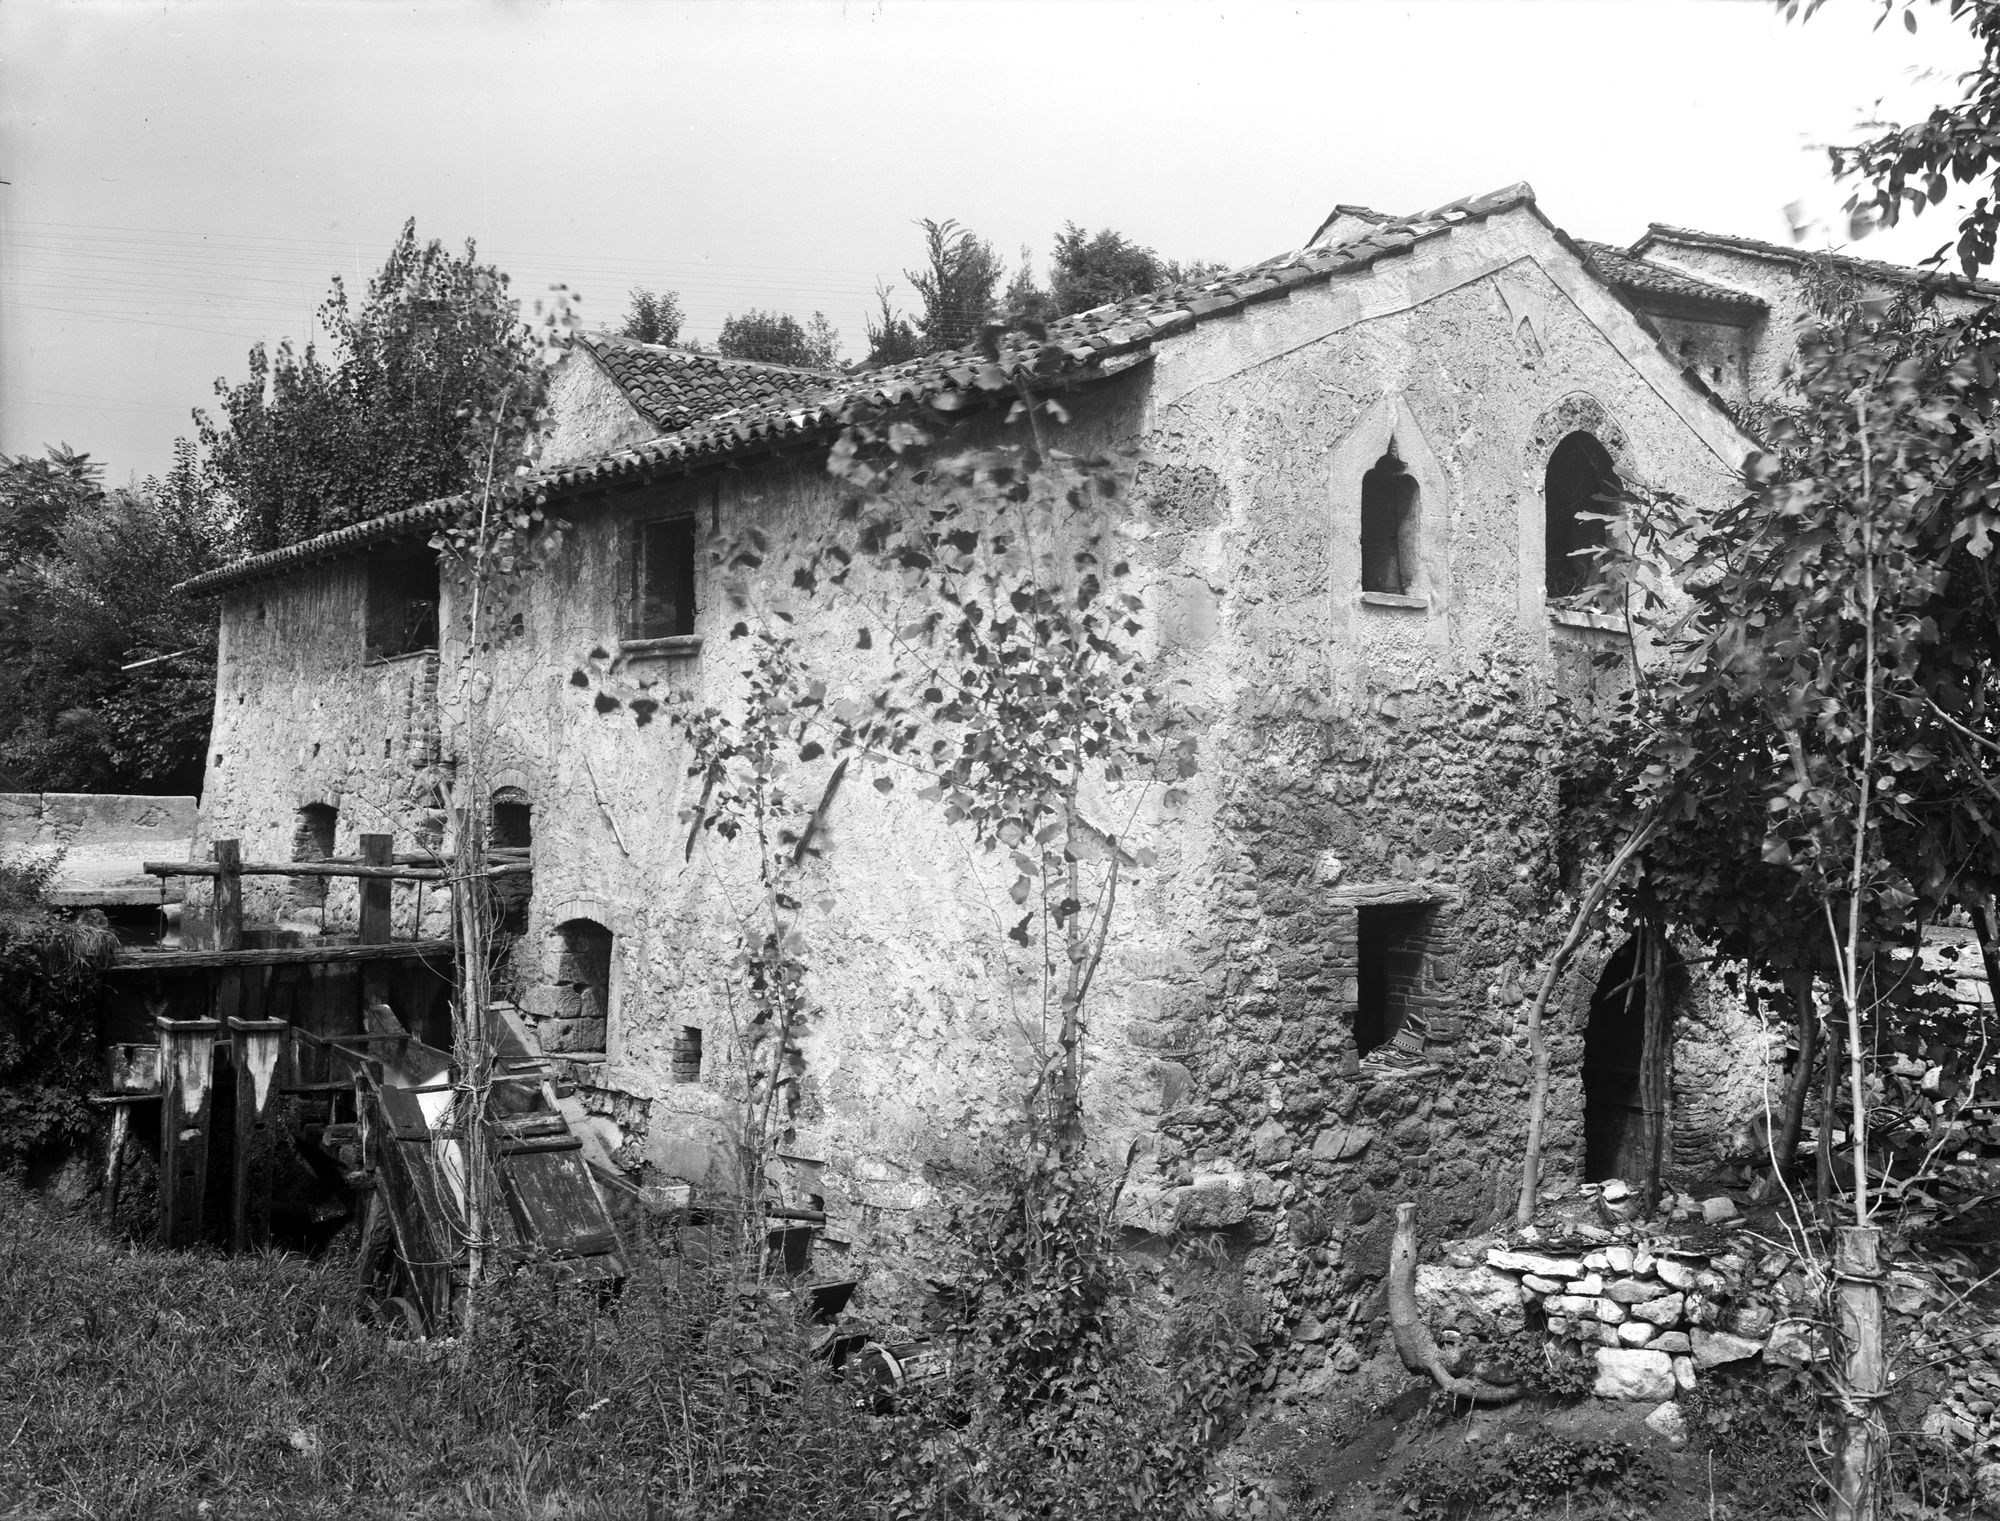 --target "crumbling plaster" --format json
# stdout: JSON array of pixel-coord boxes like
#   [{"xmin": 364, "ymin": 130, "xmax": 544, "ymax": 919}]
[{"xmin": 196, "ymin": 205, "xmax": 1770, "ymax": 1333}]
